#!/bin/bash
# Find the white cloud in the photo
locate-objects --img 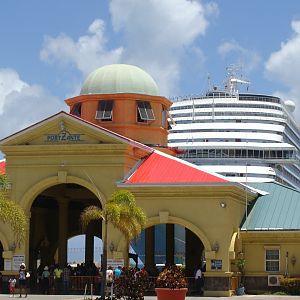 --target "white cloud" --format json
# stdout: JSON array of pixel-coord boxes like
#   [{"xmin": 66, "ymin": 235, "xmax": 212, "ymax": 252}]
[
  {"xmin": 40, "ymin": 19, "xmax": 124, "ymax": 77},
  {"xmin": 265, "ymin": 20, "xmax": 300, "ymax": 119},
  {"xmin": 39, "ymin": 1, "xmax": 218, "ymax": 96},
  {"xmin": 110, "ymin": 0, "xmax": 219, "ymax": 95},
  {"xmin": 0, "ymin": 68, "xmax": 65, "ymax": 140},
  {"xmin": 218, "ymin": 40, "xmax": 261, "ymax": 73}
]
